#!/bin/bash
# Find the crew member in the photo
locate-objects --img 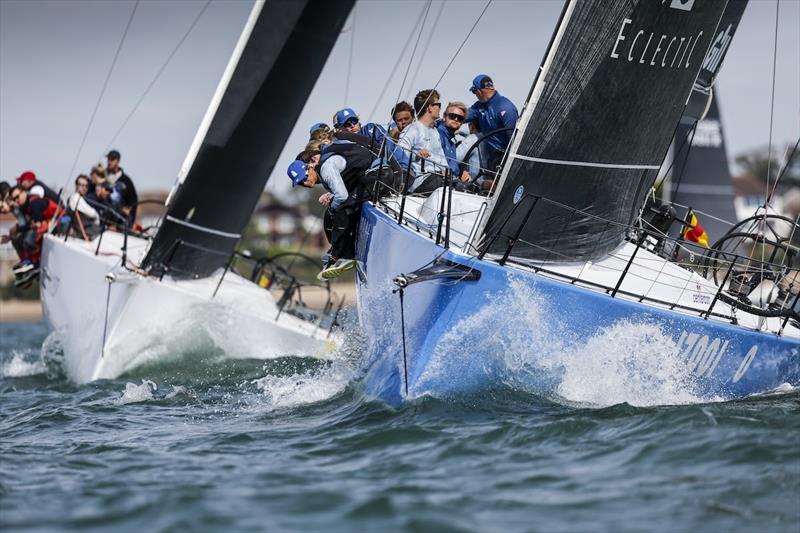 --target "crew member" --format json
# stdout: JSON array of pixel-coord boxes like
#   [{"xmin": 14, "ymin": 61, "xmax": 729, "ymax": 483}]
[
  {"xmin": 287, "ymin": 140, "xmax": 373, "ymax": 280},
  {"xmin": 466, "ymin": 74, "xmax": 519, "ymax": 174}
]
